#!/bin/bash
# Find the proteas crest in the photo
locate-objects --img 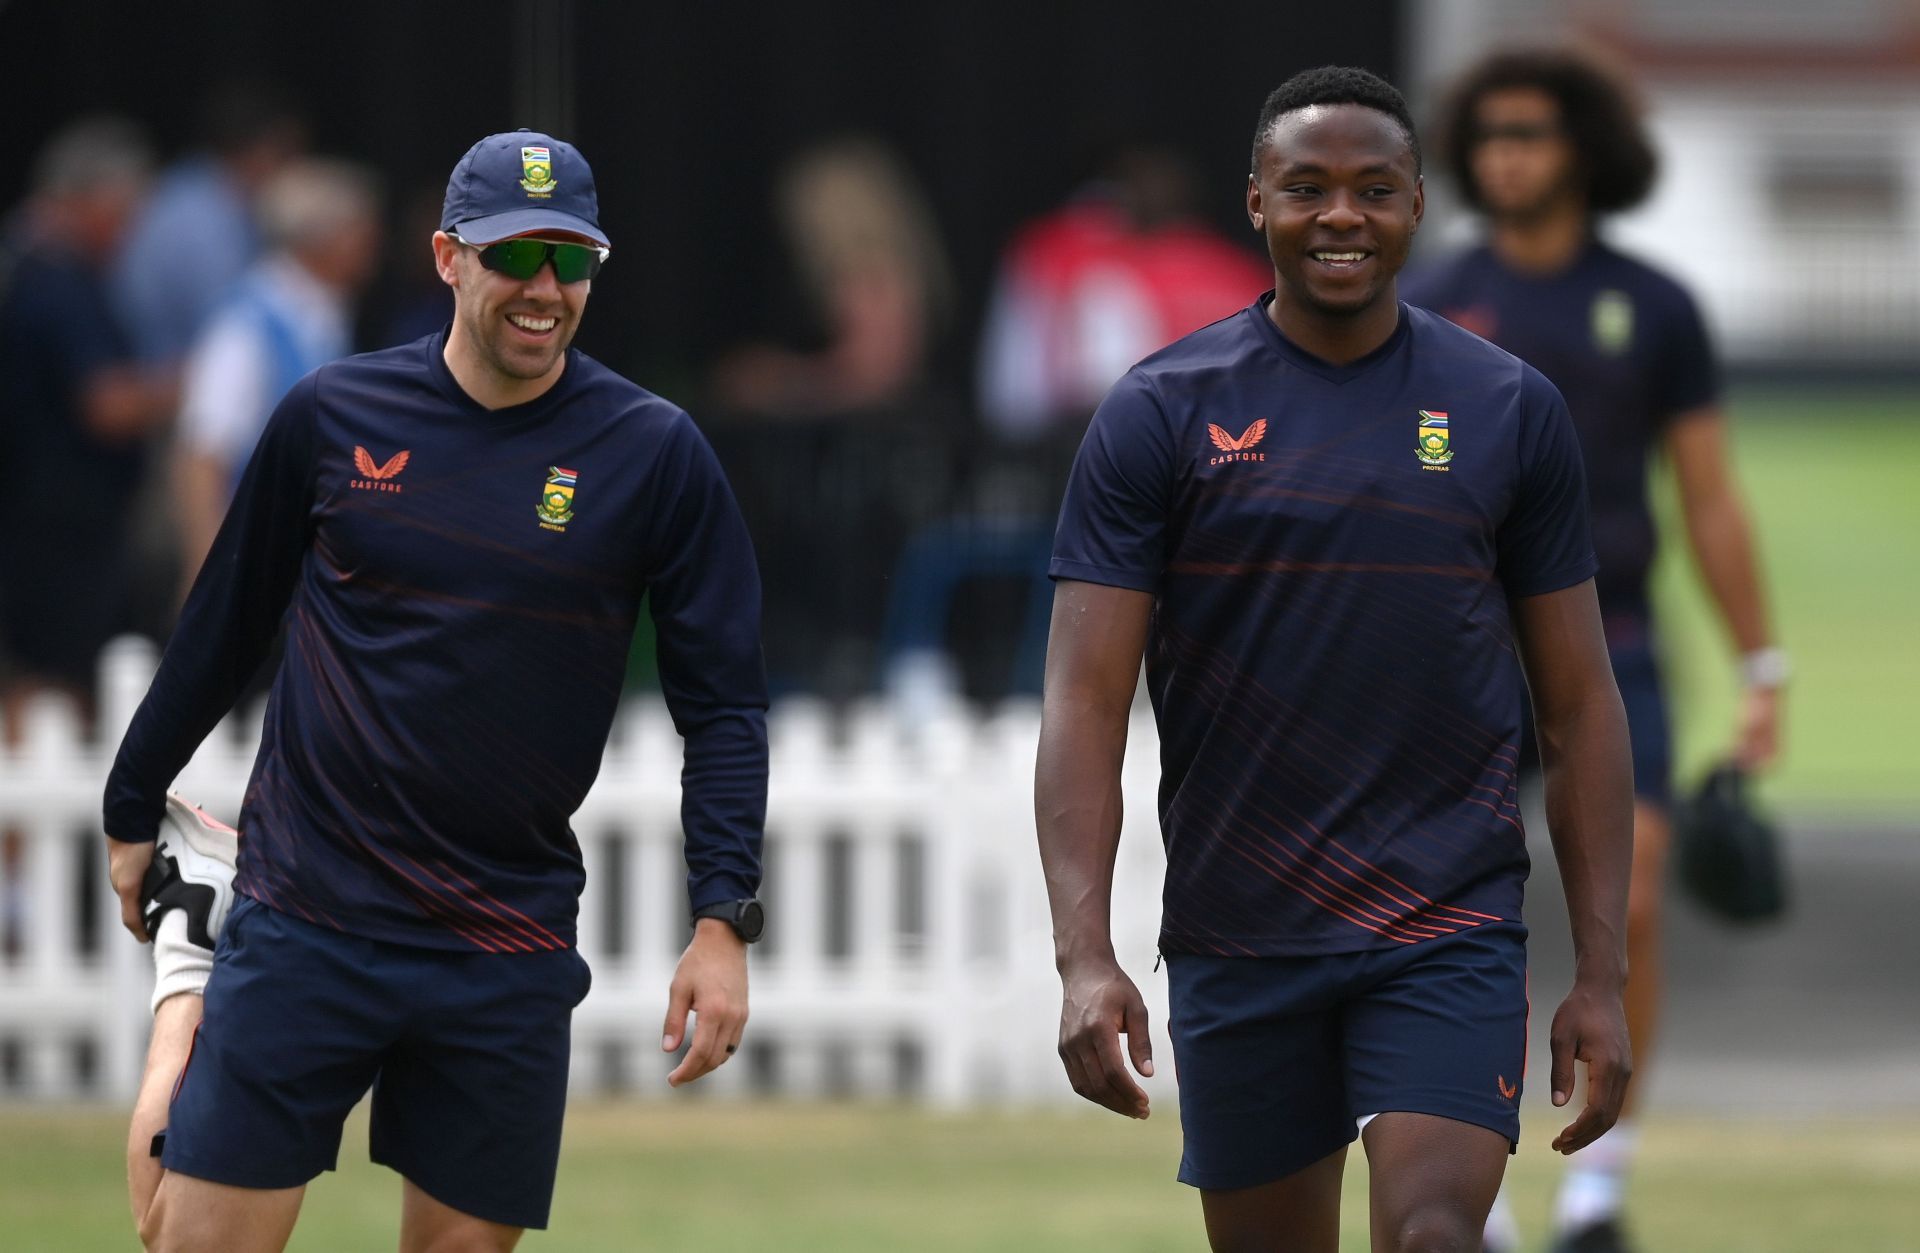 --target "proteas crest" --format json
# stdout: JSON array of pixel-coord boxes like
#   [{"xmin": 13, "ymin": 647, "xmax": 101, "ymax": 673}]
[
  {"xmin": 1415, "ymin": 410, "xmax": 1452, "ymax": 467},
  {"xmin": 537, "ymin": 465, "xmax": 577, "ymax": 528},
  {"xmin": 520, "ymin": 146, "xmax": 556, "ymax": 198}
]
